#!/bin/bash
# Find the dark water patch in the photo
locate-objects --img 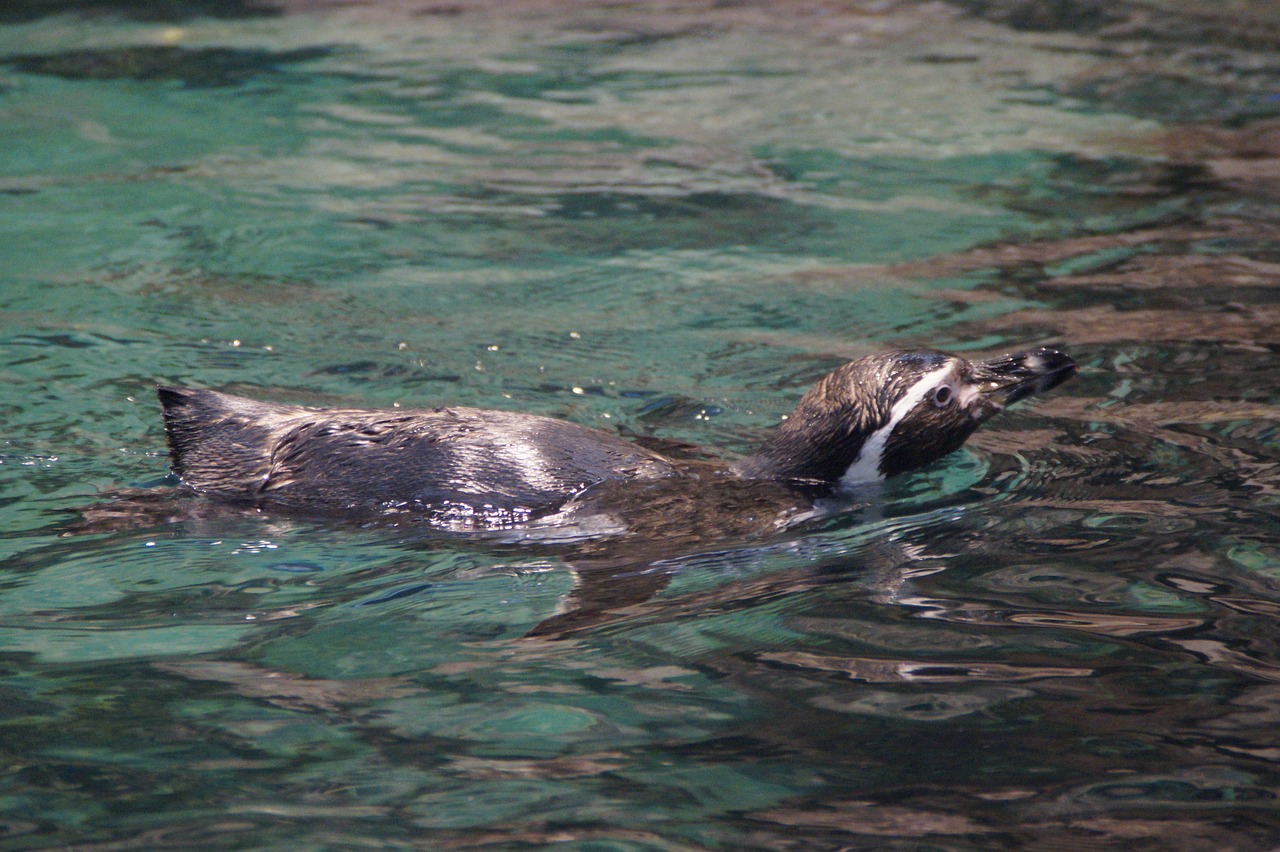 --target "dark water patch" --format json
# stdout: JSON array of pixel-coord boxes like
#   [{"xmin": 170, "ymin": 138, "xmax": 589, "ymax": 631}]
[
  {"xmin": 517, "ymin": 125, "xmax": 668, "ymax": 150},
  {"xmin": 967, "ymin": 298, "xmax": 1280, "ymax": 350},
  {"xmin": 0, "ymin": 0, "xmax": 278, "ymax": 24},
  {"xmin": 760, "ymin": 148, "xmax": 1050, "ymax": 203},
  {"xmin": 307, "ymin": 361, "xmax": 412, "ymax": 378},
  {"xmin": 519, "ymin": 191, "xmax": 840, "ymax": 255},
  {"xmin": 5, "ymin": 332, "xmax": 98, "ymax": 349},
  {"xmin": 498, "ymin": 187, "xmax": 1013, "ymax": 262},
  {"xmin": 907, "ymin": 214, "xmax": 1280, "ymax": 350},
  {"xmin": 357, "ymin": 582, "xmax": 434, "ymax": 606},
  {"xmin": 268, "ymin": 561, "xmax": 324, "ymax": 573},
  {"xmin": 432, "ymin": 150, "xmax": 1051, "ymax": 261},
  {"xmin": 550, "ymin": 19, "xmax": 717, "ymax": 52},
  {"xmin": 952, "ymin": 0, "xmax": 1280, "ymax": 53},
  {"xmin": 425, "ymin": 63, "xmax": 762, "ymax": 105},
  {"xmin": 5, "ymin": 45, "xmax": 334, "ymax": 88},
  {"xmin": 1153, "ymin": 120, "xmax": 1280, "ymax": 203},
  {"xmin": 1065, "ymin": 73, "xmax": 1280, "ymax": 126},
  {"xmin": 1035, "ymin": 253, "xmax": 1280, "ymax": 309},
  {"xmin": 946, "ymin": 0, "xmax": 1123, "ymax": 33},
  {"xmin": 890, "ymin": 218, "xmax": 1280, "ymax": 280},
  {"xmin": 298, "ymin": 361, "xmax": 466, "ymax": 391},
  {"xmin": 965, "ymin": 154, "xmax": 1213, "ymax": 227},
  {"xmin": 951, "ymin": 0, "xmax": 1280, "ymax": 124}
]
